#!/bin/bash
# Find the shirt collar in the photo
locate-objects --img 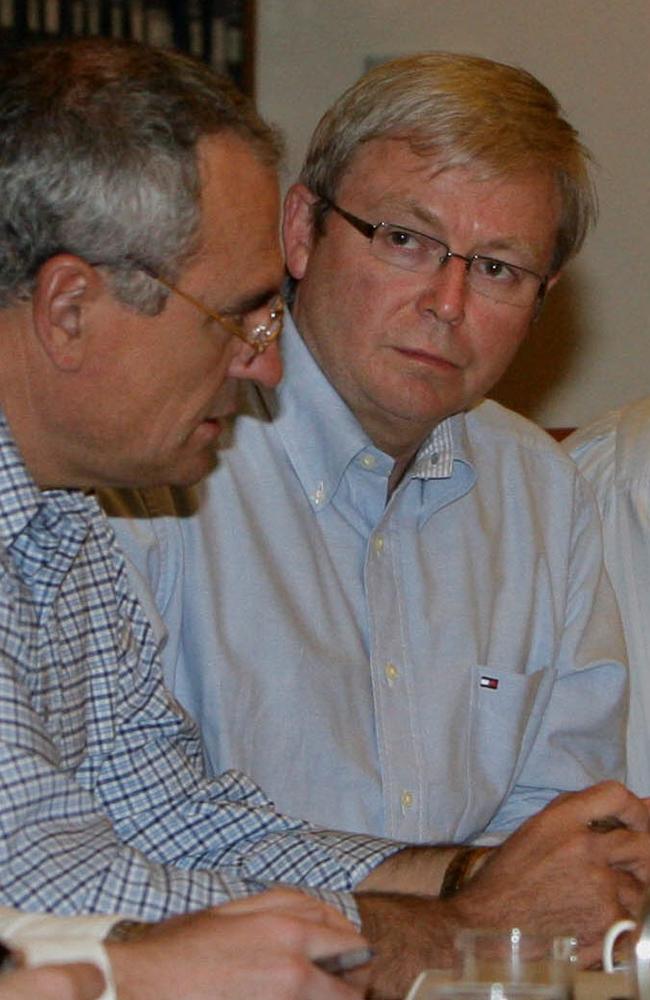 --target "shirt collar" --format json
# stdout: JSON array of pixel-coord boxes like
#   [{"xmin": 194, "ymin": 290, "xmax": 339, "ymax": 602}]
[
  {"xmin": 258, "ymin": 313, "xmax": 467, "ymax": 510},
  {"xmin": 412, "ymin": 418, "xmax": 455, "ymax": 479}
]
